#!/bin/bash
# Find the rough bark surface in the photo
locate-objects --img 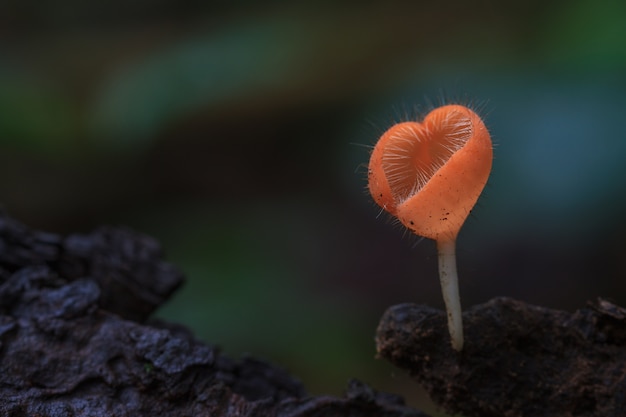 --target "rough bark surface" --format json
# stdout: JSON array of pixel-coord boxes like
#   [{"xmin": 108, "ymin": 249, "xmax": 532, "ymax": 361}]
[
  {"xmin": 377, "ymin": 298, "xmax": 626, "ymax": 417},
  {"xmin": 0, "ymin": 211, "xmax": 427, "ymax": 417}
]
